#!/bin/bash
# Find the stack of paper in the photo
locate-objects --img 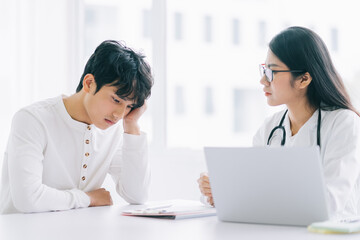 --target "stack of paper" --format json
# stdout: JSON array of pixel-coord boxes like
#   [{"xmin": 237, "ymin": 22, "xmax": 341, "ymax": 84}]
[
  {"xmin": 121, "ymin": 199, "xmax": 216, "ymax": 220},
  {"xmin": 308, "ymin": 217, "xmax": 360, "ymax": 234}
]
